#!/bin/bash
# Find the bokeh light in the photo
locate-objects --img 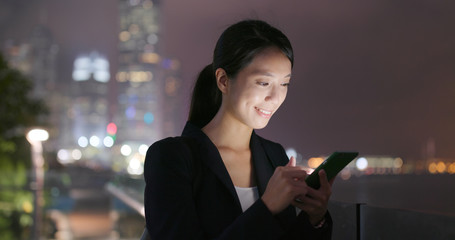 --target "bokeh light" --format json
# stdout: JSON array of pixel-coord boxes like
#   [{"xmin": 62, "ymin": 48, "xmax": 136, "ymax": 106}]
[
  {"xmin": 57, "ymin": 149, "xmax": 70, "ymax": 162},
  {"xmin": 144, "ymin": 112, "xmax": 154, "ymax": 124},
  {"xmin": 107, "ymin": 122, "xmax": 118, "ymax": 135},
  {"xmin": 104, "ymin": 136, "xmax": 114, "ymax": 148},
  {"xmin": 27, "ymin": 129, "xmax": 49, "ymax": 142},
  {"xmin": 448, "ymin": 163, "xmax": 455, "ymax": 174},
  {"xmin": 356, "ymin": 157, "xmax": 368, "ymax": 171},
  {"xmin": 393, "ymin": 158, "xmax": 403, "ymax": 168},
  {"xmin": 121, "ymin": 144, "xmax": 132, "ymax": 156},
  {"xmin": 428, "ymin": 162, "xmax": 437, "ymax": 174},
  {"xmin": 127, "ymin": 157, "xmax": 144, "ymax": 175},
  {"xmin": 78, "ymin": 136, "xmax": 88, "ymax": 148},
  {"xmin": 126, "ymin": 106, "xmax": 136, "ymax": 119},
  {"xmin": 436, "ymin": 161, "xmax": 446, "ymax": 173},
  {"xmin": 119, "ymin": 31, "xmax": 131, "ymax": 42},
  {"xmin": 72, "ymin": 149, "xmax": 82, "ymax": 160},
  {"xmin": 89, "ymin": 136, "xmax": 100, "ymax": 147},
  {"xmin": 285, "ymin": 148, "xmax": 297, "ymax": 160},
  {"xmin": 139, "ymin": 144, "xmax": 148, "ymax": 155},
  {"xmin": 308, "ymin": 157, "xmax": 324, "ymax": 169}
]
